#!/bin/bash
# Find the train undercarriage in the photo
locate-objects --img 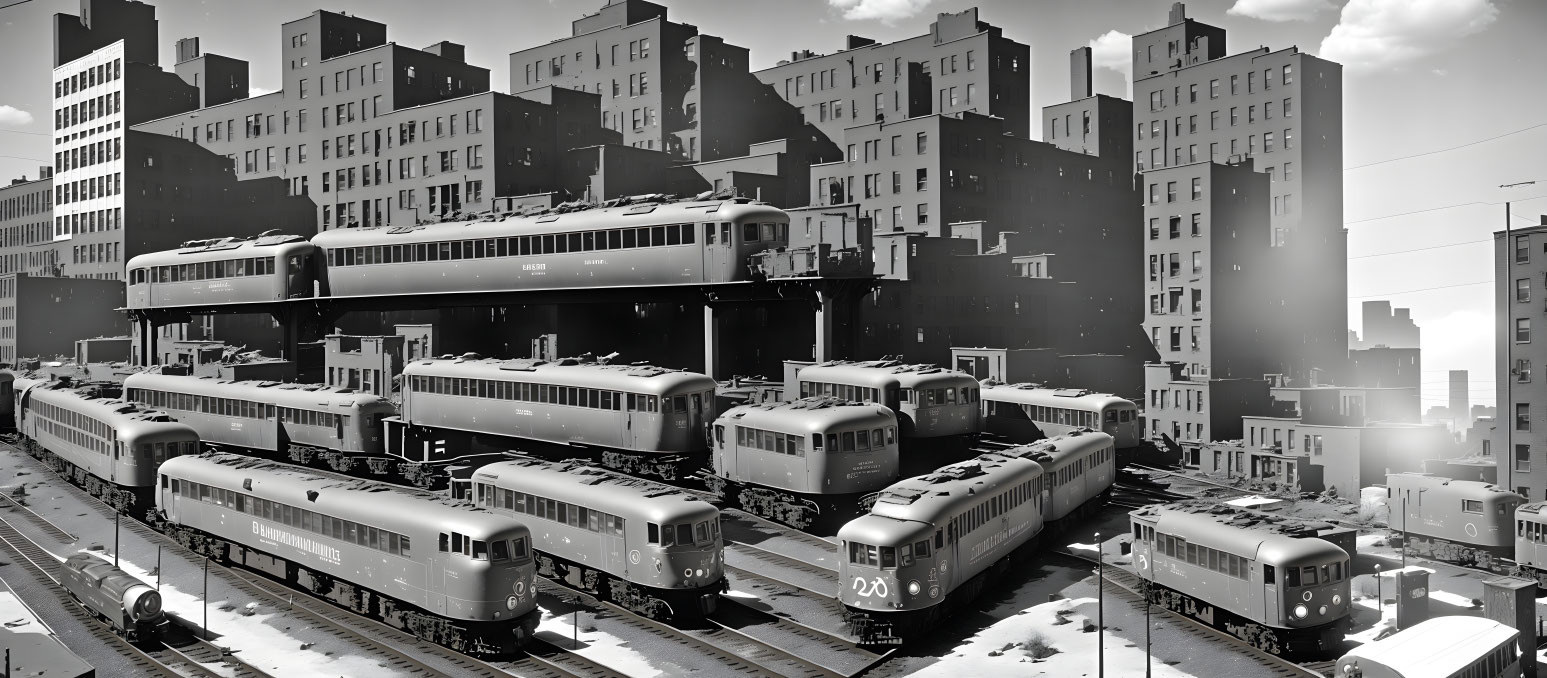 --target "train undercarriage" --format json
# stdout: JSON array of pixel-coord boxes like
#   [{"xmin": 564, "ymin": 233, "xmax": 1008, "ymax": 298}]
[
  {"xmin": 534, "ymin": 550, "xmax": 723, "ymax": 622},
  {"xmin": 161, "ymin": 521, "xmax": 539, "ymax": 657},
  {"xmin": 1145, "ymin": 581, "xmax": 1346, "ymax": 660},
  {"xmin": 22, "ymin": 439, "xmax": 152, "ymax": 520},
  {"xmin": 700, "ymin": 474, "xmax": 865, "ymax": 533}
]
